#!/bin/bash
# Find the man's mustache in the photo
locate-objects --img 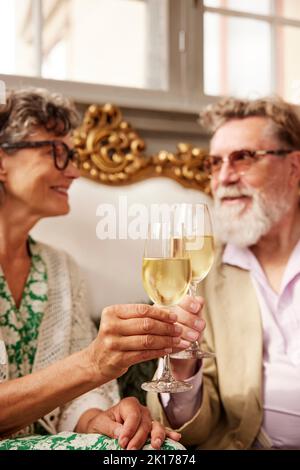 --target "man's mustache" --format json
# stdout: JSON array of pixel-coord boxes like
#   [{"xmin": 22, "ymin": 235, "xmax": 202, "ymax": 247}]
[{"xmin": 214, "ymin": 186, "xmax": 254, "ymax": 201}]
